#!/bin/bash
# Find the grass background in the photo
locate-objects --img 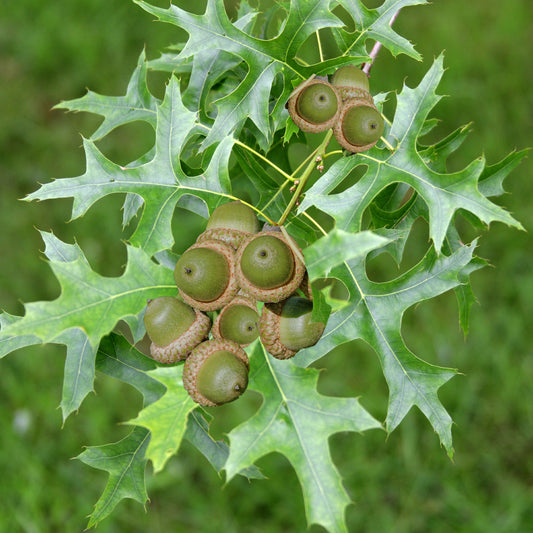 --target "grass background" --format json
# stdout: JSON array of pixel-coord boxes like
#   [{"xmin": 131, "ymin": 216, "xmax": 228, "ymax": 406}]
[{"xmin": 1, "ymin": 0, "xmax": 532, "ymax": 531}]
